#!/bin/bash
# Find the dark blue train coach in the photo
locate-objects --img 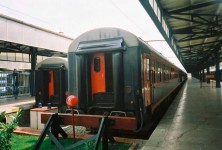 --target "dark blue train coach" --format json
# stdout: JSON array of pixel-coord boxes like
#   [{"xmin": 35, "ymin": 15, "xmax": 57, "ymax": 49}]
[{"xmin": 68, "ymin": 28, "xmax": 186, "ymax": 129}]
